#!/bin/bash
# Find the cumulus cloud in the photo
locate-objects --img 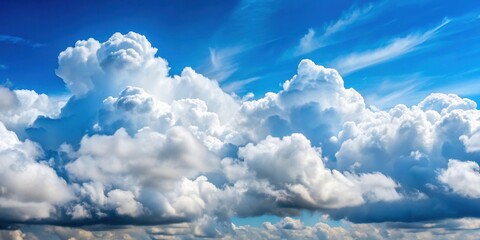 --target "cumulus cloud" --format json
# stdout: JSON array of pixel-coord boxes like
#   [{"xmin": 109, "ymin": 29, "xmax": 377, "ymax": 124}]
[
  {"xmin": 67, "ymin": 127, "xmax": 217, "ymax": 189},
  {"xmin": 0, "ymin": 122, "xmax": 73, "ymax": 221},
  {"xmin": 438, "ymin": 160, "xmax": 480, "ymax": 198},
  {"xmin": 460, "ymin": 132, "xmax": 480, "ymax": 153},
  {"xmin": 2, "ymin": 31, "xmax": 480, "ymax": 238},
  {"xmin": 29, "ymin": 31, "xmax": 238, "ymax": 151},
  {"xmin": 0, "ymin": 87, "xmax": 64, "ymax": 135},
  {"xmin": 225, "ymin": 133, "xmax": 400, "ymax": 213}
]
